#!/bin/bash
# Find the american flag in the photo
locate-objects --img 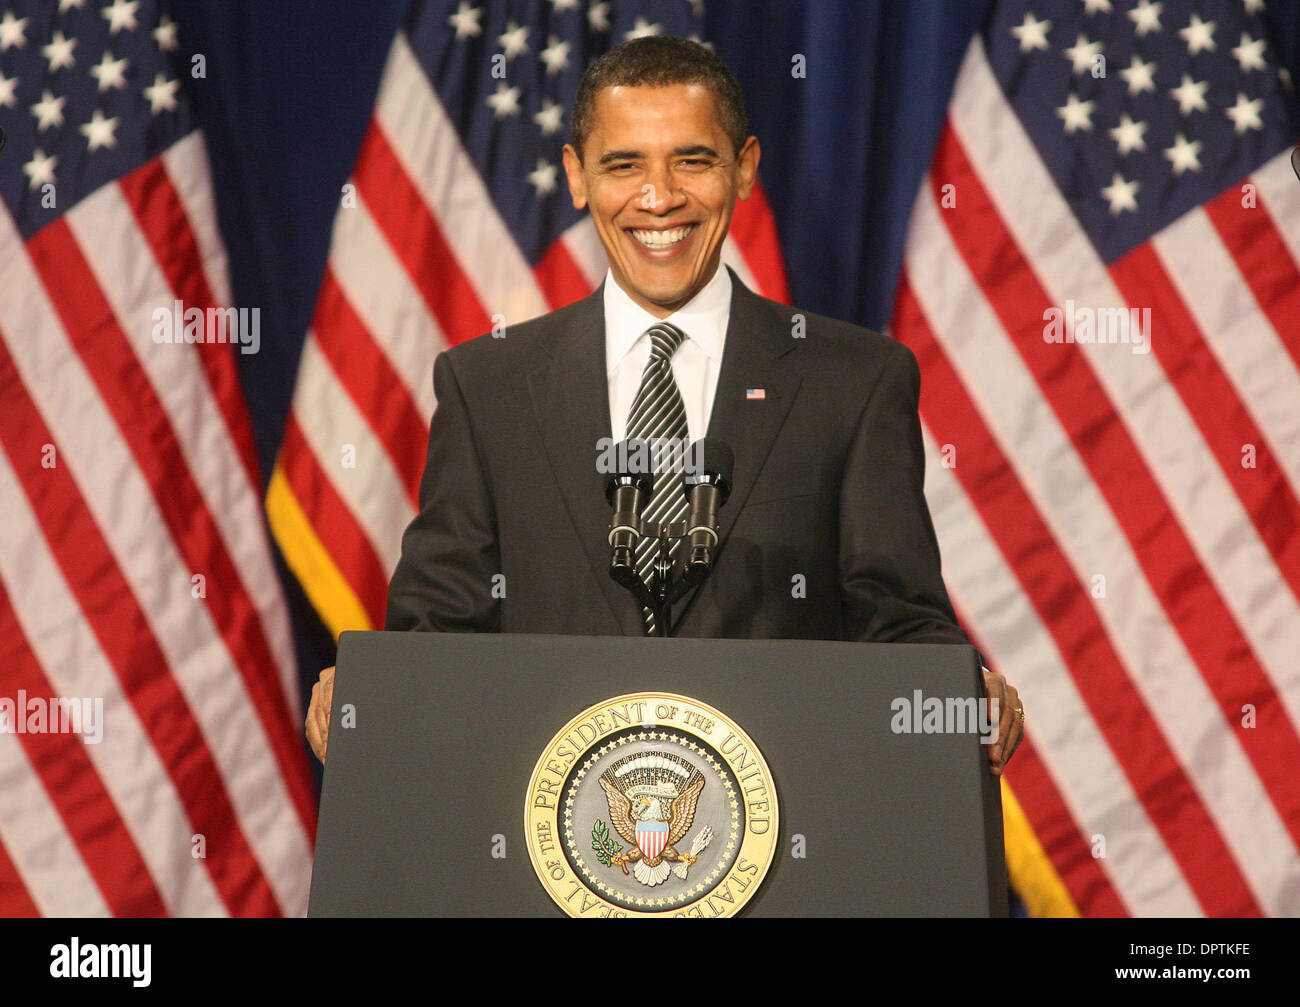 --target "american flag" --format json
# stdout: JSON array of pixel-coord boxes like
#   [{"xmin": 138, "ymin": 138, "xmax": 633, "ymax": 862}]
[
  {"xmin": 891, "ymin": 0, "xmax": 1300, "ymax": 915},
  {"xmin": 266, "ymin": 0, "xmax": 789, "ymax": 640},
  {"xmin": 0, "ymin": 0, "xmax": 314, "ymax": 915}
]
